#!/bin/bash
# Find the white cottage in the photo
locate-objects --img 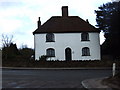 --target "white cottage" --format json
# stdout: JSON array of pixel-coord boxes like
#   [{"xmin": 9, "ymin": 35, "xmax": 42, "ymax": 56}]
[{"xmin": 33, "ymin": 6, "xmax": 101, "ymax": 61}]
